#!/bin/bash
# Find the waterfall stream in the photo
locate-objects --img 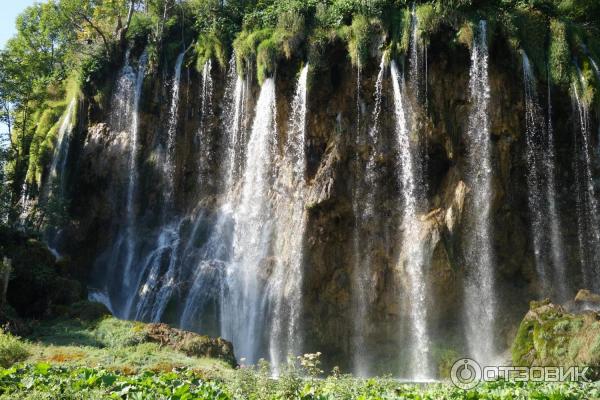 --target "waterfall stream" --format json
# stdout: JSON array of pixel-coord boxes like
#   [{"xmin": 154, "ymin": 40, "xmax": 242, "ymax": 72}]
[
  {"xmin": 545, "ymin": 68, "xmax": 568, "ymax": 302},
  {"xmin": 179, "ymin": 55, "xmax": 247, "ymax": 333},
  {"xmin": 221, "ymin": 78, "xmax": 277, "ymax": 363},
  {"xmin": 351, "ymin": 56, "xmax": 385, "ymax": 376},
  {"xmin": 97, "ymin": 51, "xmax": 148, "ymax": 316},
  {"xmin": 390, "ymin": 61, "xmax": 432, "ymax": 379},
  {"xmin": 463, "ymin": 21, "xmax": 498, "ymax": 366},
  {"xmin": 522, "ymin": 52, "xmax": 567, "ymax": 300},
  {"xmin": 165, "ymin": 51, "xmax": 186, "ymax": 195},
  {"xmin": 572, "ymin": 68, "xmax": 600, "ymax": 292},
  {"xmin": 122, "ymin": 51, "xmax": 148, "ymax": 290},
  {"xmin": 268, "ymin": 64, "xmax": 309, "ymax": 371},
  {"xmin": 47, "ymin": 99, "xmax": 76, "ymax": 199}
]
